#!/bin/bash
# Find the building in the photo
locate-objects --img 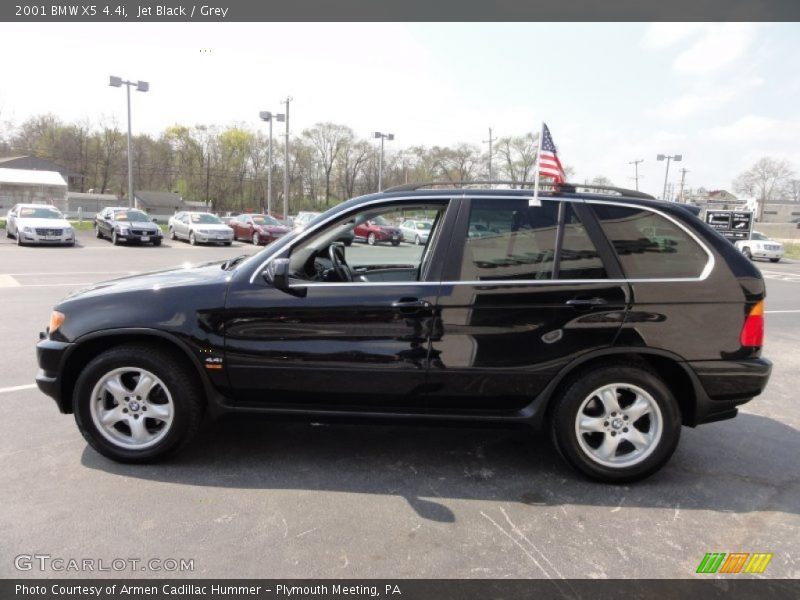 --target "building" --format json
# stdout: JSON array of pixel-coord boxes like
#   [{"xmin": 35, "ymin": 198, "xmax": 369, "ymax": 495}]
[
  {"xmin": 133, "ymin": 191, "xmax": 210, "ymax": 222},
  {"xmin": 0, "ymin": 155, "xmax": 83, "ymax": 190},
  {"xmin": 64, "ymin": 192, "xmax": 120, "ymax": 219},
  {"xmin": 0, "ymin": 168, "xmax": 68, "ymax": 213},
  {"xmin": 759, "ymin": 203, "xmax": 800, "ymax": 223}
]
